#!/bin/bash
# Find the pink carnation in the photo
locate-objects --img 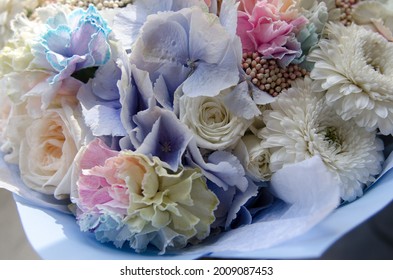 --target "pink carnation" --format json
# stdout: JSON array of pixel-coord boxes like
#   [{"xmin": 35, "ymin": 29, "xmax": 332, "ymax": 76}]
[
  {"xmin": 237, "ymin": 0, "xmax": 308, "ymax": 66},
  {"xmin": 77, "ymin": 139, "xmax": 129, "ymax": 214}
]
